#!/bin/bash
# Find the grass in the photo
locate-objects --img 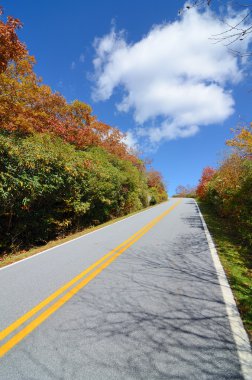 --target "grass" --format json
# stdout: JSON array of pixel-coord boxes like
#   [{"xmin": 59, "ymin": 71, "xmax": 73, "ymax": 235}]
[
  {"xmin": 197, "ymin": 201, "xmax": 252, "ymax": 343},
  {"xmin": 0, "ymin": 203, "xmax": 159, "ymax": 269}
]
